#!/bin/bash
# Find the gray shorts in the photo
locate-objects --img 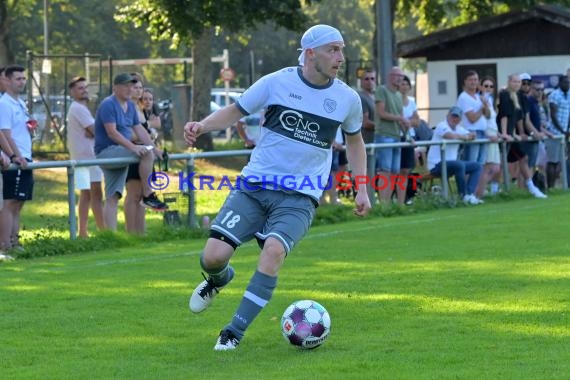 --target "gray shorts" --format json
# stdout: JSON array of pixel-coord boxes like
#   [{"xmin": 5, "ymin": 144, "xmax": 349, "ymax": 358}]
[
  {"xmin": 210, "ymin": 187, "xmax": 316, "ymax": 254},
  {"xmin": 96, "ymin": 145, "xmax": 138, "ymax": 198}
]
